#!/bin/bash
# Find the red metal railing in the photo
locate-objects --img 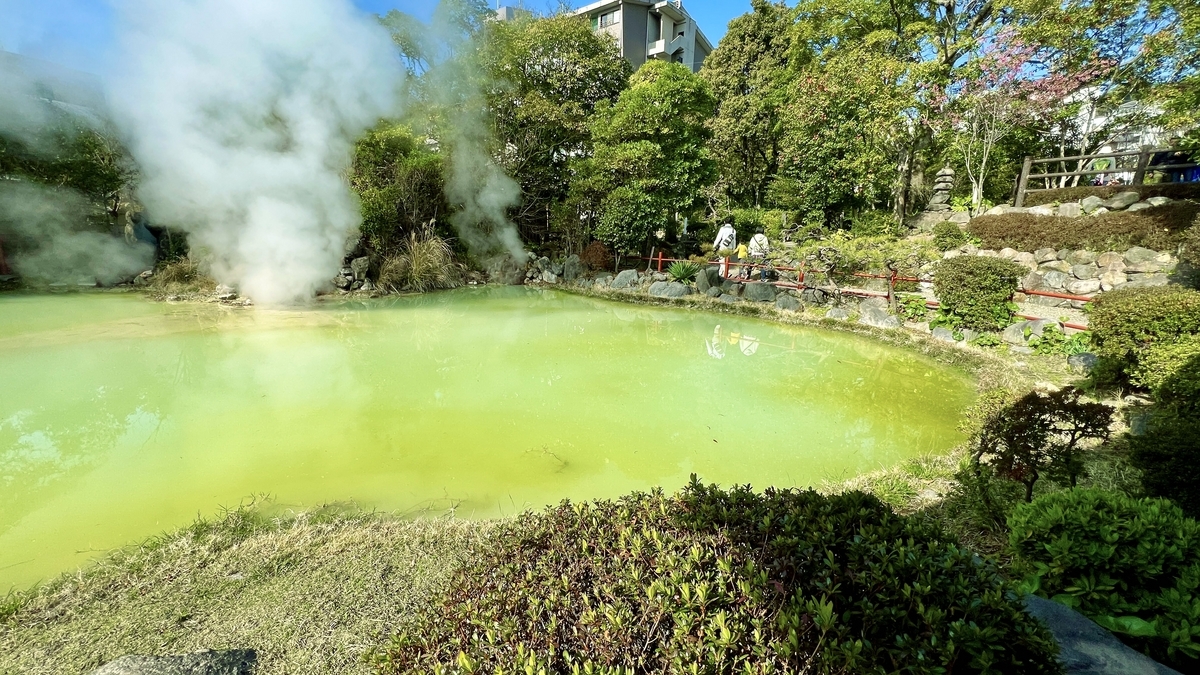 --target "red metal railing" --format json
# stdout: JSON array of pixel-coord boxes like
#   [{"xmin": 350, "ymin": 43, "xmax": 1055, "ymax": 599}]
[{"xmin": 631, "ymin": 252, "xmax": 1091, "ymax": 331}]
